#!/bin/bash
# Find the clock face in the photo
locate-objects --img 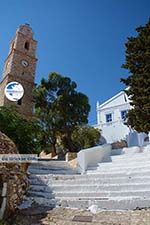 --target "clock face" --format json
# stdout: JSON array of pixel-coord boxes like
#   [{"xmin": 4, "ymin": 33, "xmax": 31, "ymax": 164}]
[
  {"xmin": 21, "ymin": 60, "xmax": 29, "ymax": 67},
  {"xmin": 5, "ymin": 81, "xmax": 24, "ymax": 101}
]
